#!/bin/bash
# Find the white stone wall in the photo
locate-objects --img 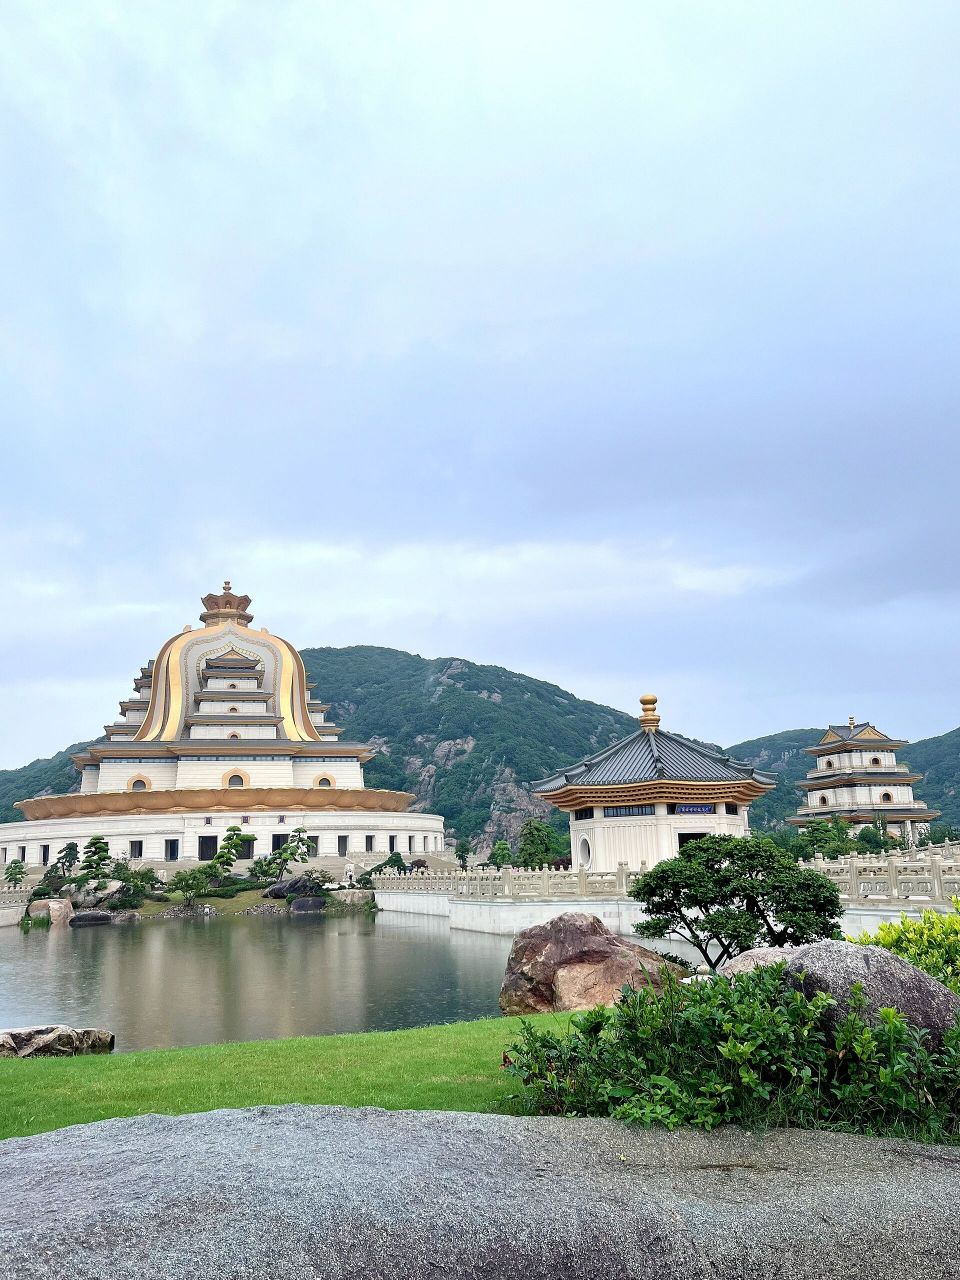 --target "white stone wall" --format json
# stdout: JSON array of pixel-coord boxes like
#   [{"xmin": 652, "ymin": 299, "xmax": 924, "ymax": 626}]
[
  {"xmin": 97, "ymin": 762, "xmax": 180, "ymax": 792},
  {"xmin": 174, "ymin": 758, "xmax": 296, "ymax": 788},
  {"xmin": 196, "ymin": 700, "xmax": 269, "ymax": 716},
  {"xmin": 569, "ymin": 803, "xmax": 752, "ymax": 873},
  {"xmin": 205, "ymin": 677, "xmax": 260, "ymax": 691},
  {"xmin": 188, "ymin": 723, "xmax": 278, "ymax": 740},
  {"xmin": 290, "ymin": 759, "xmax": 364, "ymax": 789},
  {"xmin": 815, "ymin": 749, "xmax": 898, "ymax": 771},
  {"xmin": 0, "ymin": 809, "xmax": 445, "ymax": 867}
]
